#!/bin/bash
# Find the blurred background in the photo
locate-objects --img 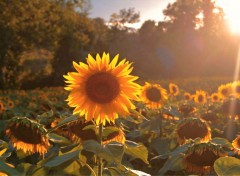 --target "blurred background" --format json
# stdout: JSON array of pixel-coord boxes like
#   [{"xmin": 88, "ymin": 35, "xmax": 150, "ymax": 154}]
[{"xmin": 0, "ymin": 0, "xmax": 239, "ymax": 89}]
